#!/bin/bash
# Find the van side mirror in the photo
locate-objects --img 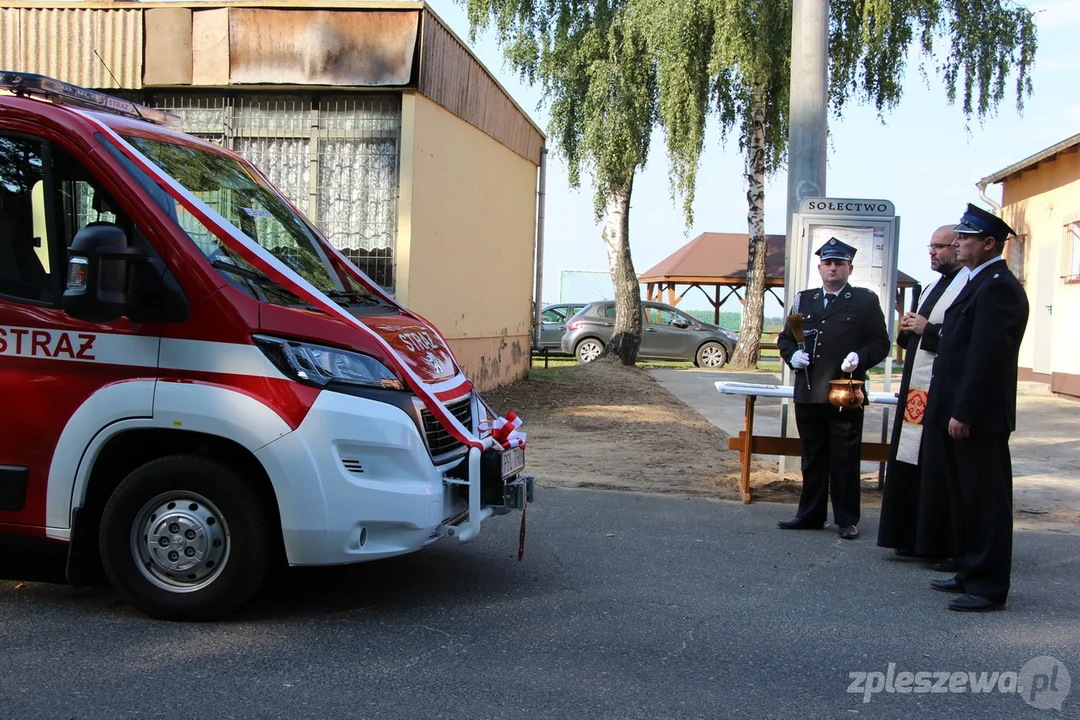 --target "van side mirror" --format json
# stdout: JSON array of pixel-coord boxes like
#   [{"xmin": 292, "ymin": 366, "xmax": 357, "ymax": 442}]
[{"xmin": 62, "ymin": 223, "xmax": 184, "ymax": 323}]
